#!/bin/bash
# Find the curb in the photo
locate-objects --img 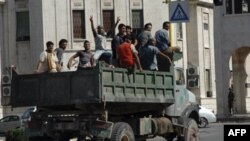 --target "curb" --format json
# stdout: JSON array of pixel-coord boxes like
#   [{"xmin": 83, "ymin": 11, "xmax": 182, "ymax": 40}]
[{"xmin": 217, "ymin": 116, "xmax": 250, "ymax": 123}]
